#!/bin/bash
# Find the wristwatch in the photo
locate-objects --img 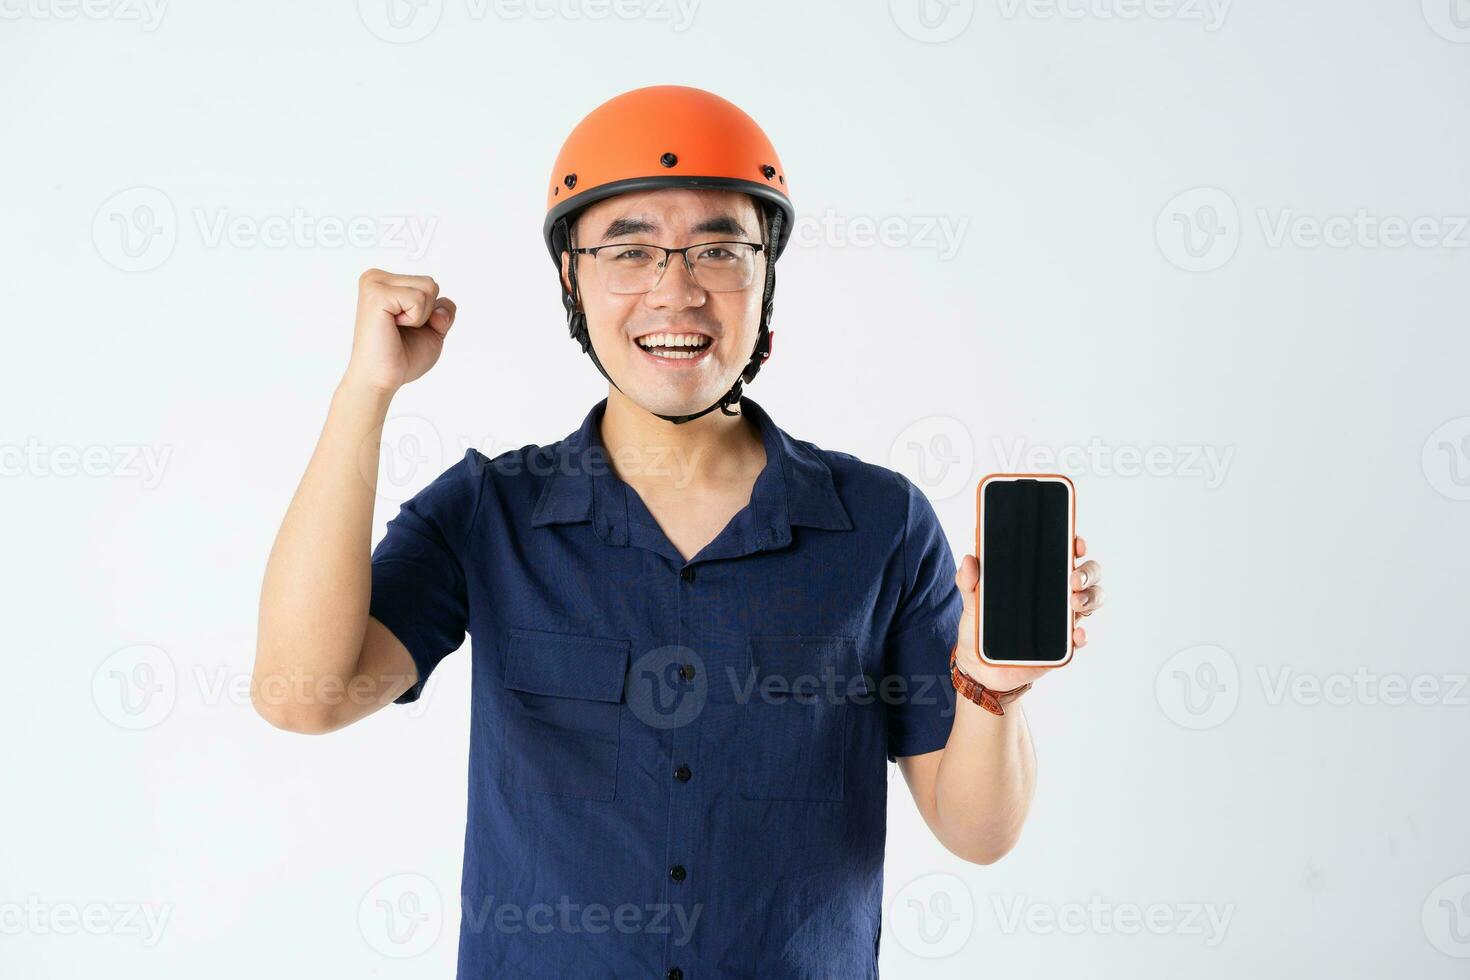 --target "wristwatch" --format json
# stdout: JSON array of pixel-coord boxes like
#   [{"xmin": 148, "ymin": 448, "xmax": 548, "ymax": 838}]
[{"xmin": 949, "ymin": 645, "xmax": 1032, "ymax": 716}]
